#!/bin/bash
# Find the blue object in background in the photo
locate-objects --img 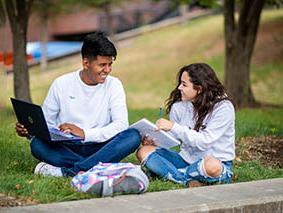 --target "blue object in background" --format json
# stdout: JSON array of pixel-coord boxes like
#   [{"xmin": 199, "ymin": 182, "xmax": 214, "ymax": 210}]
[{"xmin": 26, "ymin": 41, "xmax": 82, "ymax": 63}]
